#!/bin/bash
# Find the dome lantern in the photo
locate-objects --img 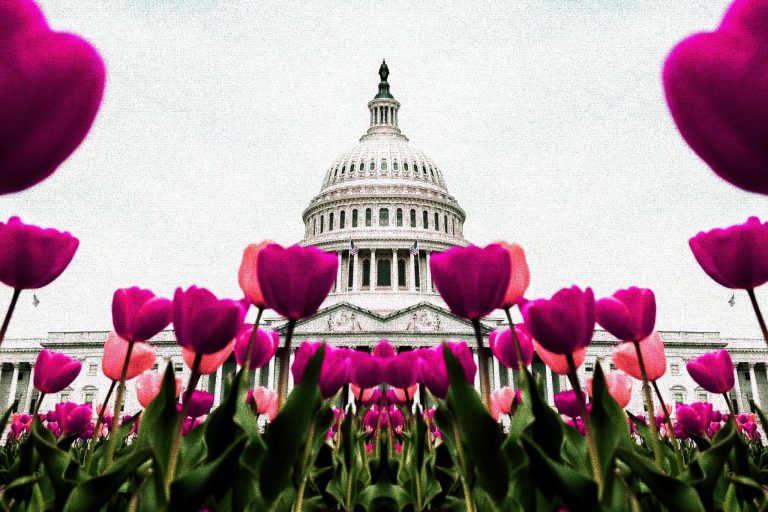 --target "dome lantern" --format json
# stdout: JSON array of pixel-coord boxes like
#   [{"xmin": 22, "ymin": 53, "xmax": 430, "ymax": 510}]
[{"xmin": 364, "ymin": 60, "xmax": 403, "ymax": 140}]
